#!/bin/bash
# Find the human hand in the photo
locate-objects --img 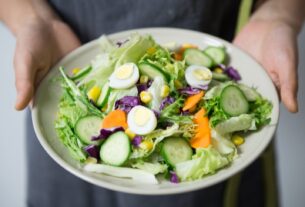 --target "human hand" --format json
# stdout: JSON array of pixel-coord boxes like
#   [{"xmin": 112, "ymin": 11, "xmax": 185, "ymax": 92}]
[
  {"xmin": 14, "ymin": 17, "xmax": 80, "ymax": 110},
  {"xmin": 233, "ymin": 17, "xmax": 299, "ymax": 113}
]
